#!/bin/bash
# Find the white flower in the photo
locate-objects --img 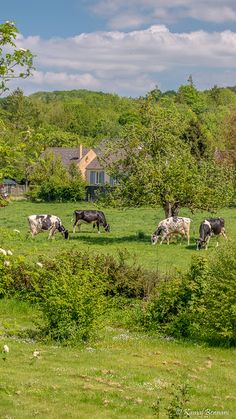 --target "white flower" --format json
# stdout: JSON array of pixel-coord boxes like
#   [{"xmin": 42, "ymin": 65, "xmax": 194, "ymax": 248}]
[
  {"xmin": 3, "ymin": 344, "xmax": 9, "ymax": 353},
  {"xmin": 5, "ymin": 21, "xmax": 15, "ymax": 26},
  {"xmin": 33, "ymin": 350, "xmax": 40, "ymax": 358},
  {"xmin": 0, "ymin": 248, "xmax": 7, "ymax": 256},
  {"xmin": 7, "ymin": 250, "xmax": 13, "ymax": 256},
  {"xmin": 36, "ymin": 262, "xmax": 43, "ymax": 268},
  {"xmin": 13, "ymin": 229, "xmax": 20, "ymax": 233},
  {"xmin": 19, "ymin": 48, "xmax": 27, "ymax": 52},
  {"xmin": 4, "ymin": 260, "xmax": 10, "ymax": 267}
]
